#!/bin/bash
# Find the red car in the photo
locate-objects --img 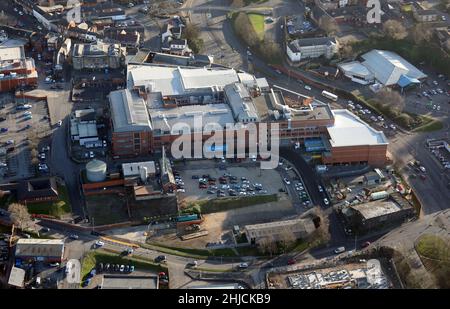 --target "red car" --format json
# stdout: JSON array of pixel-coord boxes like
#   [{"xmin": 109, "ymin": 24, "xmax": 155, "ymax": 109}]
[
  {"xmin": 199, "ymin": 183, "xmax": 207, "ymax": 189},
  {"xmin": 361, "ymin": 241, "xmax": 371, "ymax": 248},
  {"xmin": 287, "ymin": 258, "xmax": 296, "ymax": 265}
]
